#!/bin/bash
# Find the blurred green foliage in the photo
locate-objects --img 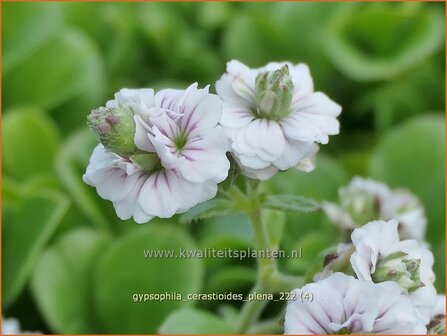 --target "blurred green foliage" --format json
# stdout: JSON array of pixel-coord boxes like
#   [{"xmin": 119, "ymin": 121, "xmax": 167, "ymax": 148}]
[{"xmin": 2, "ymin": 2, "xmax": 445, "ymax": 334}]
